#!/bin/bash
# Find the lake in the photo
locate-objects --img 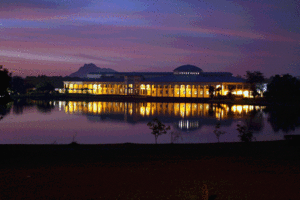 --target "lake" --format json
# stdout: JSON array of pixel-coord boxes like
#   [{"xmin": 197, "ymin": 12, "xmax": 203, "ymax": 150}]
[{"xmin": 0, "ymin": 99, "xmax": 299, "ymax": 144}]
